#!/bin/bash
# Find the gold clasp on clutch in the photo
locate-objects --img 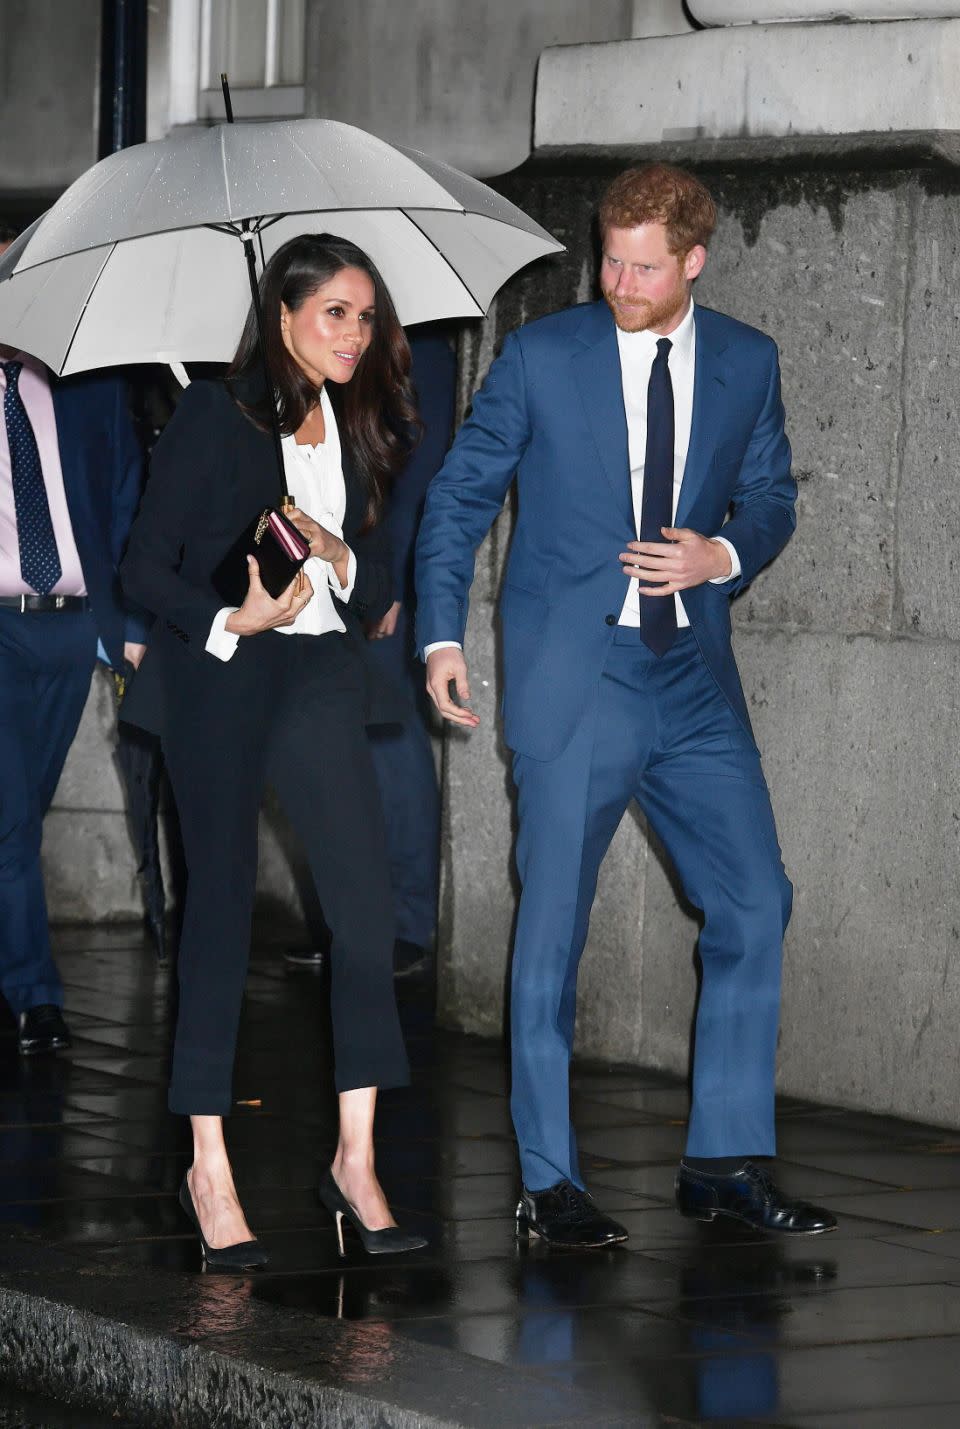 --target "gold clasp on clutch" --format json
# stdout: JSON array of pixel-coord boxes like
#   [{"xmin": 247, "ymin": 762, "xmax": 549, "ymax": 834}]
[{"xmin": 253, "ymin": 511, "xmax": 270, "ymax": 545}]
